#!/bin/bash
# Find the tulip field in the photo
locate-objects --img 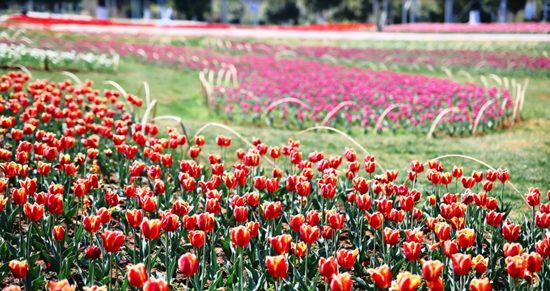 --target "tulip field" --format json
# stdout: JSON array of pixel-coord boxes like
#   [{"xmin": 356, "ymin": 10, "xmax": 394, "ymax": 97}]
[{"xmin": 0, "ymin": 26, "xmax": 549, "ymax": 291}]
